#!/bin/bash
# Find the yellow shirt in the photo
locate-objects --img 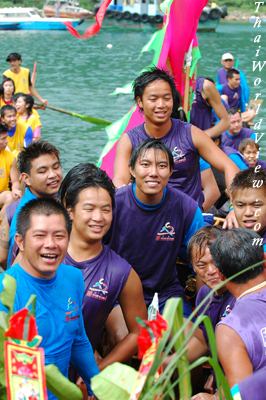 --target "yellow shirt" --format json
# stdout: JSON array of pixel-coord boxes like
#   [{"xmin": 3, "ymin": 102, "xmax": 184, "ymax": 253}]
[
  {"xmin": 17, "ymin": 109, "xmax": 42, "ymax": 132},
  {"xmin": 7, "ymin": 120, "xmax": 33, "ymax": 153},
  {"xmin": 3, "ymin": 67, "xmax": 31, "ymax": 94},
  {"xmin": 0, "ymin": 97, "xmax": 14, "ymax": 108},
  {"xmin": 0, "ymin": 149, "xmax": 15, "ymax": 192}
]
